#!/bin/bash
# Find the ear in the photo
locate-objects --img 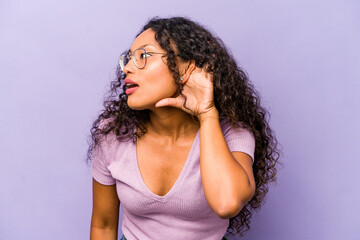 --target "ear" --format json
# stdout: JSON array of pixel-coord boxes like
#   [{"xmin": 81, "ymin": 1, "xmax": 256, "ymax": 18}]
[{"xmin": 180, "ymin": 60, "xmax": 196, "ymax": 84}]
